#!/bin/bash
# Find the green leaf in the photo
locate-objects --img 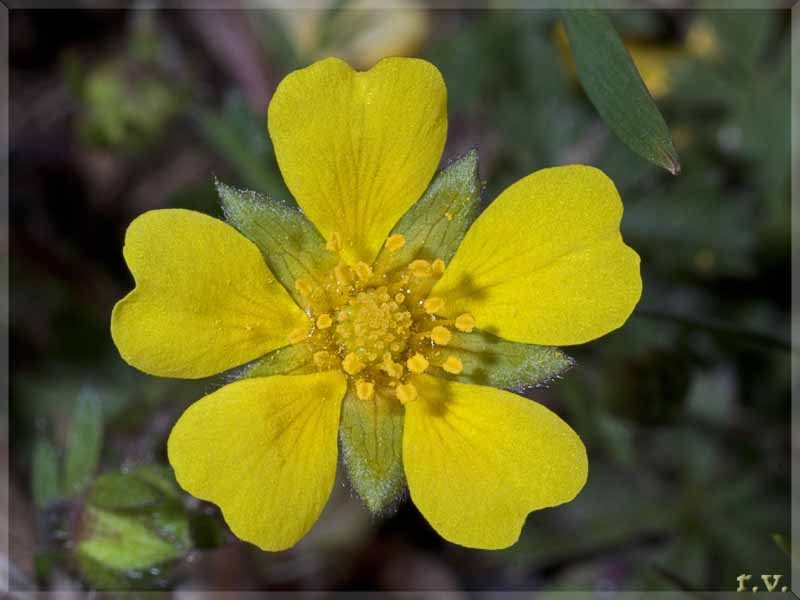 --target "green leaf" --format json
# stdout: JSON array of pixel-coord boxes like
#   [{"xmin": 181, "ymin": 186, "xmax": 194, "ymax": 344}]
[
  {"xmin": 64, "ymin": 388, "xmax": 103, "ymax": 497},
  {"xmin": 434, "ymin": 330, "xmax": 573, "ymax": 390},
  {"xmin": 340, "ymin": 387, "xmax": 405, "ymax": 514},
  {"xmin": 129, "ymin": 464, "xmax": 182, "ymax": 500},
  {"xmin": 32, "ymin": 438, "xmax": 61, "ymax": 509},
  {"xmin": 373, "ymin": 150, "xmax": 482, "ymax": 291},
  {"xmin": 217, "ymin": 179, "xmax": 338, "ymax": 308},
  {"xmin": 562, "ymin": 9, "xmax": 680, "ymax": 174},
  {"xmin": 89, "ymin": 472, "xmax": 162, "ymax": 511},
  {"xmin": 241, "ymin": 341, "xmax": 316, "ymax": 378},
  {"xmin": 77, "ymin": 506, "xmax": 185, "ymax": 572}
]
